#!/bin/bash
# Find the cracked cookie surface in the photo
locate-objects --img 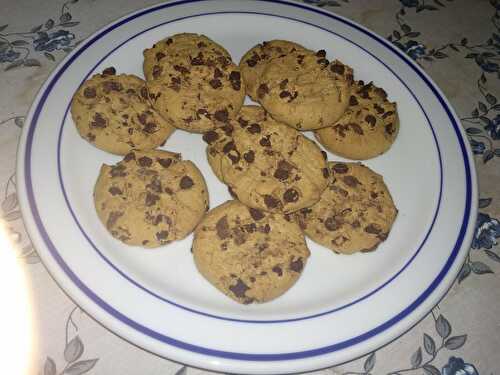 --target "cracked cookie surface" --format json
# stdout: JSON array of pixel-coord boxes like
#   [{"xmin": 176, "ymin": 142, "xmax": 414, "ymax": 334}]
[
  {"xmin": 71, "ymin": 67, "xmax": 175, "ymax": 155},
  {"xmin": 255, "ymin": 49, "xmax": 353, "ymax": 130},
  {"xmin": 143, "ymin": 33, "xmax": 245, "ymax": 133},
  {"xmin": 203, "ymin": 105, "xmax": 329, "ymax": 214},
  {"xmin": 294, "ymin": 162, "xmax": 397, "ymax": 254},
  {"xmin": 239, "ymin": 40, "xmax": 311, "ymax": 101},
  {"xmin": 193, "ymin": 200, "xmax": 310, "ymax": 304},
  {"xmin": 314, "ymin": 80, "xmax": 399, "ymax": 160},
  {"xmin": 94, "ymin": 149, "xmax": 209, "ymax": 248}
]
